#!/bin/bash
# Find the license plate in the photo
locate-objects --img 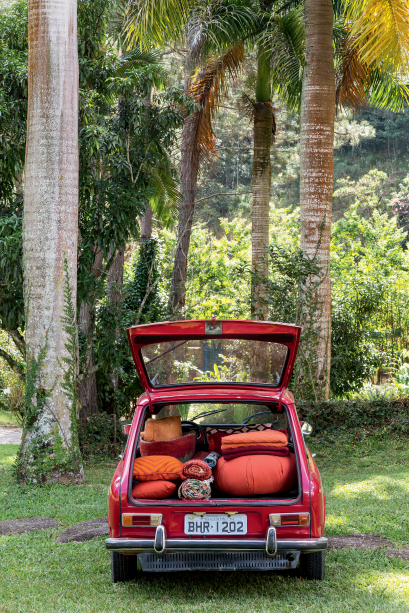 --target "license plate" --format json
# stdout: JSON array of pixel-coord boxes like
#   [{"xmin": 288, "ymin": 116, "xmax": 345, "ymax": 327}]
[{"xmin": 184, "ymin": 514, "xmax": 247, "ymax": 535}]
